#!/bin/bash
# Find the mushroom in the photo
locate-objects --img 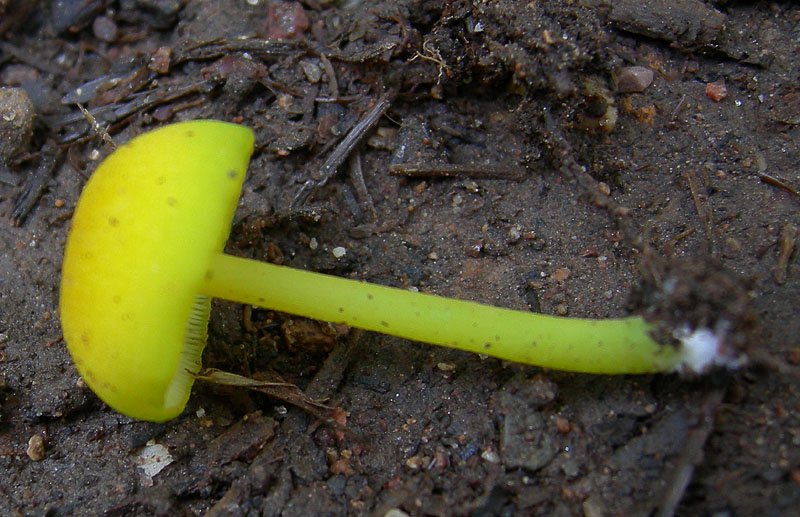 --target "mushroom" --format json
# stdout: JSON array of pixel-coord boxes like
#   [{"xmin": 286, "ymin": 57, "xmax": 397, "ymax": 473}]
[{"xmin": 60, "ymin": 120, "xmax": 737, "ymax": 422}]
